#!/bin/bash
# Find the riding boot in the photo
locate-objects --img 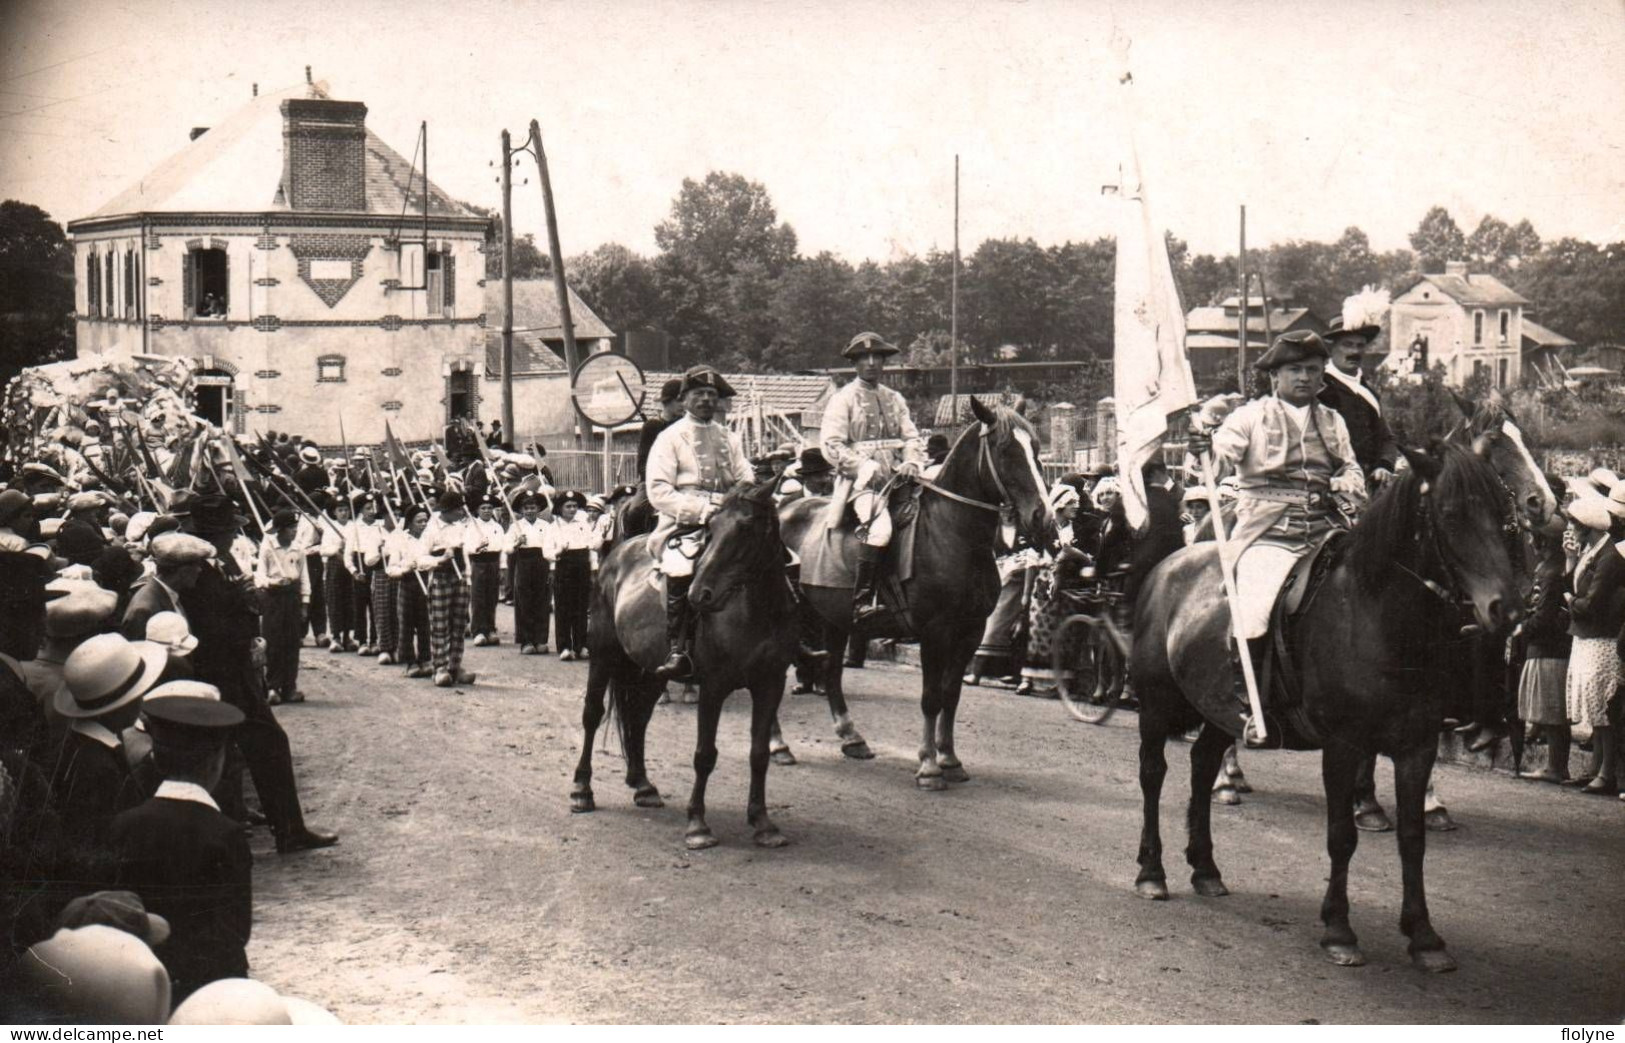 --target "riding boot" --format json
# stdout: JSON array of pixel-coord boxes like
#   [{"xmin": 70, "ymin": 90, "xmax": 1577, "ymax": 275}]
[
  {"xmin": 1240, "ymin": 637, "xmax": 1271, "ymax": 747},
  {"xmin": 654, "ymin": 575, "xmax": 694, "ymax": 680},
  {"xmin": 851, "ymin": 545, "xmax": 885, "ymax": 627},
  {"xmin": 787, "ymin": 561, "xmax": 828, "ymax": 661}
]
